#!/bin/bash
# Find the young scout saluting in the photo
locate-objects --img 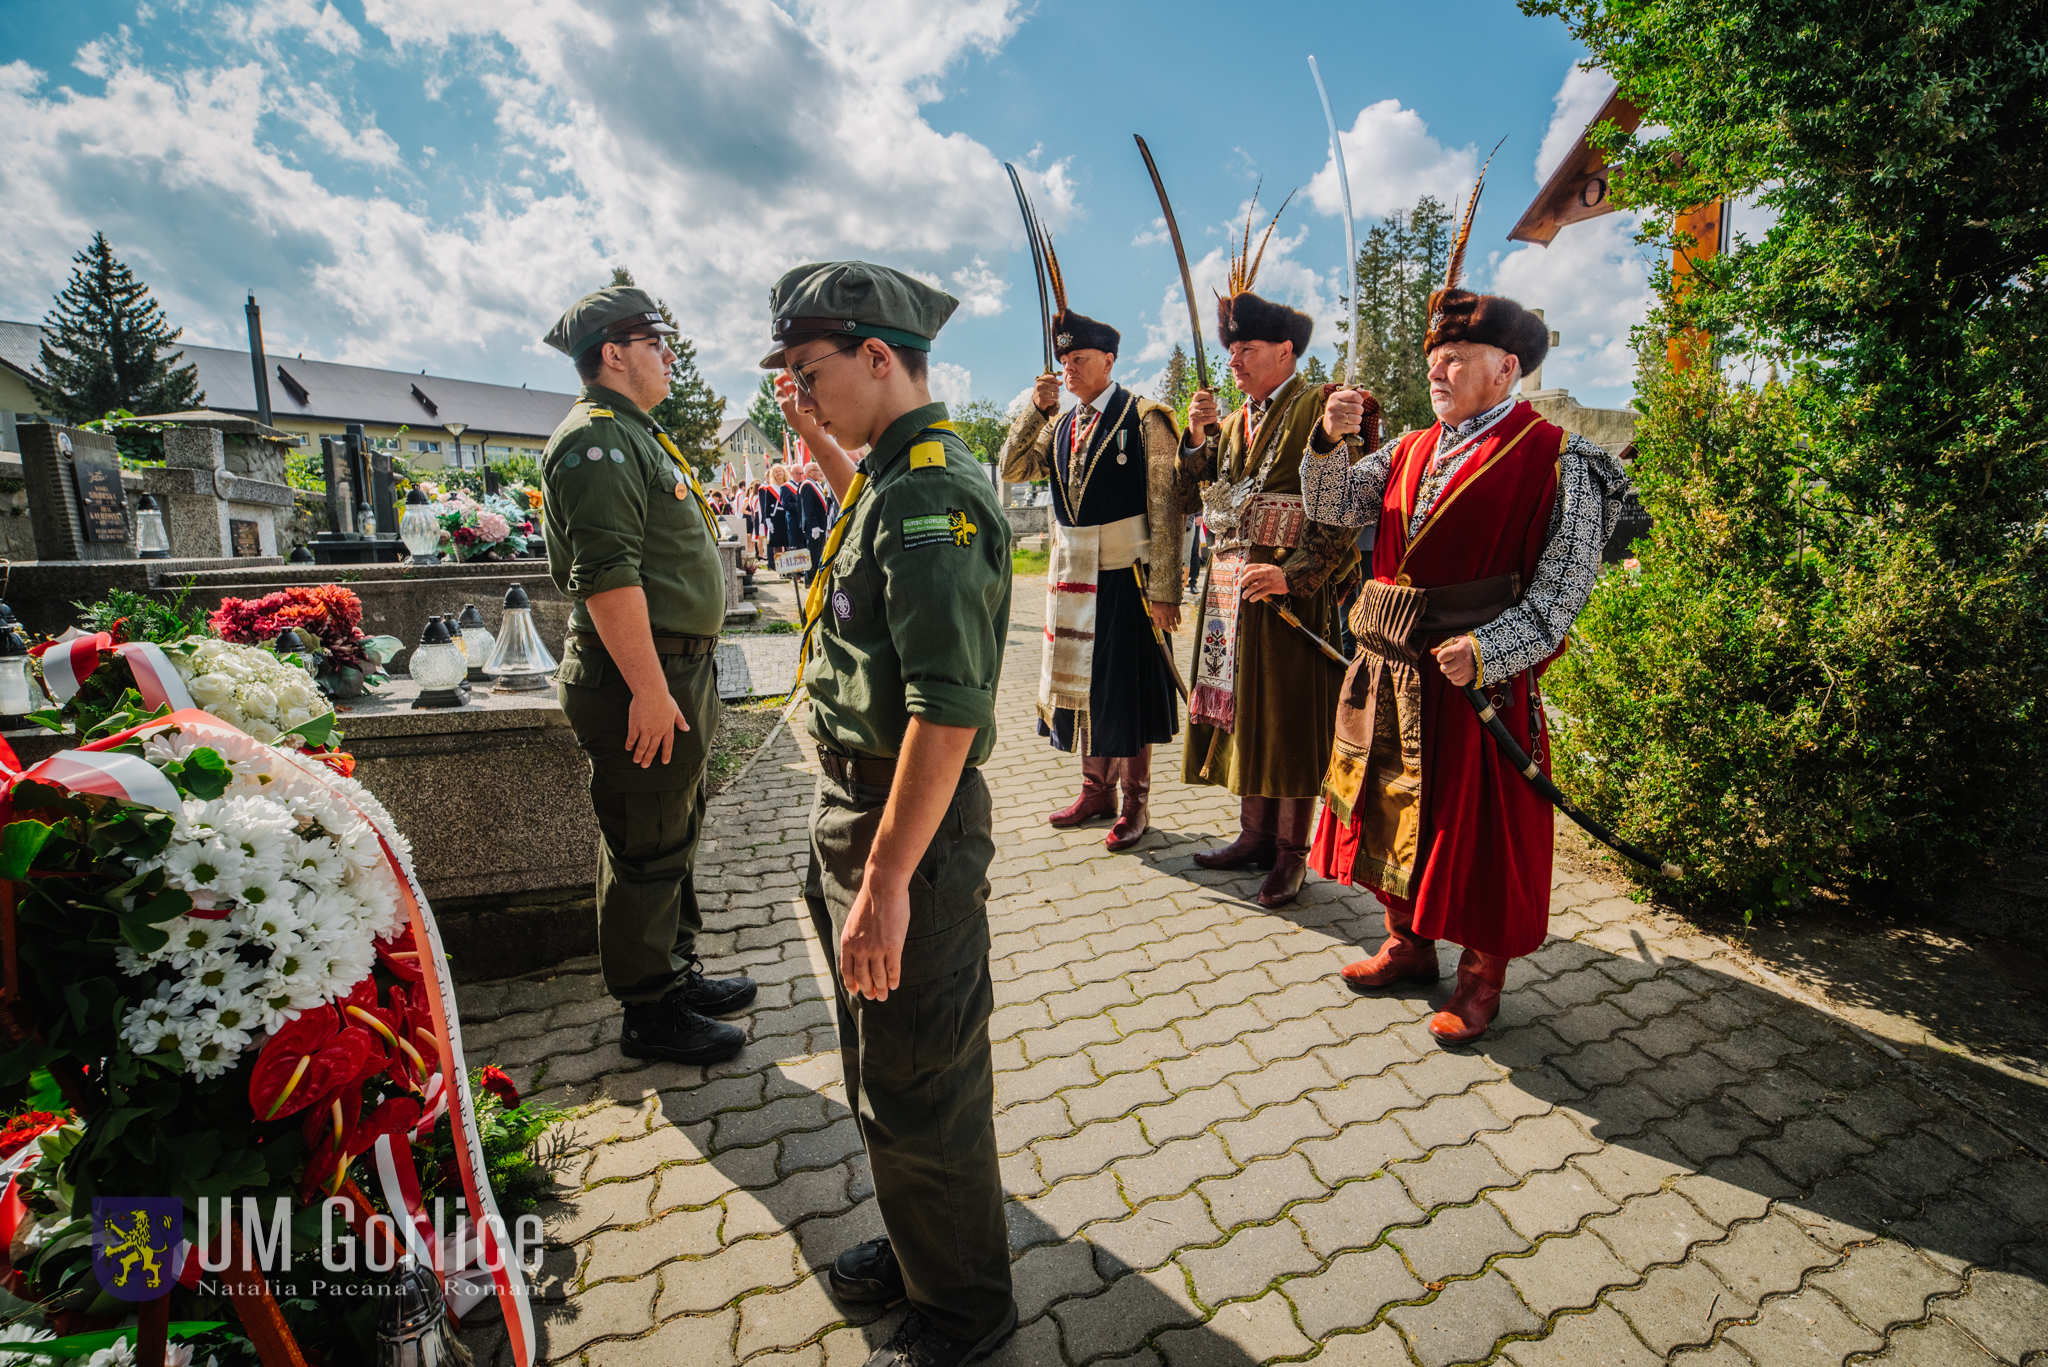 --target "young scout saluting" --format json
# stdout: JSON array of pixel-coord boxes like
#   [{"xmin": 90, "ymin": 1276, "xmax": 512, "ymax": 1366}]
[
  {"xmin": 540, "ymin": 286, "xmax": 758, "ymax": 1065},
  {"xmin": 760, "ymin": 262, "xmax": 1017, "ymax": 1367}
]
